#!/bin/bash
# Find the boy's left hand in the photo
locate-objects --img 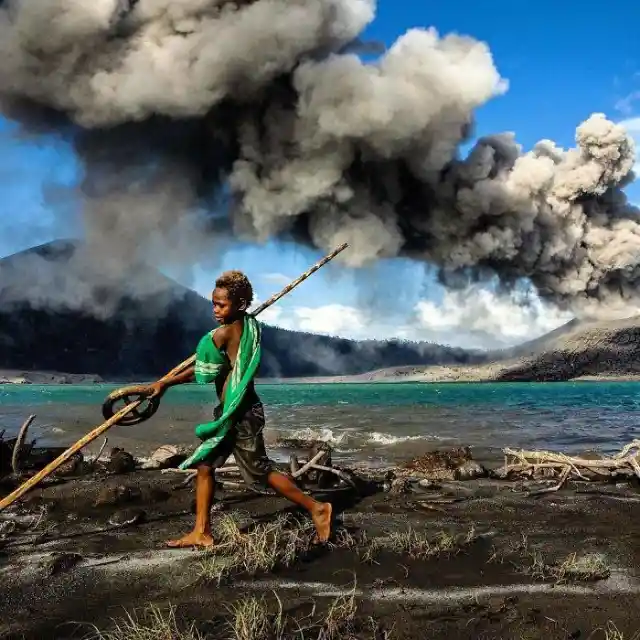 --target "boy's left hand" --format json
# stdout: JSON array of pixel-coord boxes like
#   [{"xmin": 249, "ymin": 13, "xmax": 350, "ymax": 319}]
[{"xmin": 147, "ymin": 381, "xmax": 166, "ymax": 399}]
